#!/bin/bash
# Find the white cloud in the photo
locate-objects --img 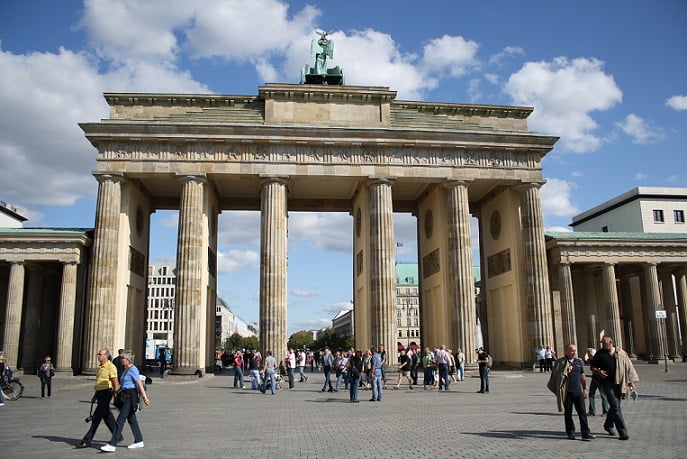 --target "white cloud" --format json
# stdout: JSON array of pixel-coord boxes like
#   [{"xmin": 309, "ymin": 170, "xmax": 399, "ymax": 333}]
[
  {"xmin": 665, "ymin": 174, "xmax": 679, "ymax": 182},
  {"xmin": 488, "ymin": 46, "xmax": 524, "ymax": 66},
  {"xmin": 571, "ymin": 171, "xmax": 584, "ymax": 177},
  {"xmin": 322, "ymin": 301, "xmax": 353, "ymax": 314},
  {"xmin": 545, "ymin": 226, "xmax": 572, "ymax": 232},
  {"xmin": 541, "ymin": 178, "xmax": 579, "ymax": 217},
  {"xmin": 289, "ymin": 212, "xmax": 352, "ymax": 253},
  {"xmin": 217, "ymin": 249, "xmax": 260, "ymax": 273},
  {"xmin": 505, "ymin": 57, "xmax": 622, "ymax": 153},
  {"xmin": 218, "ymin": 211, "xmax": 260, "ymax": 247},
  {"xmin": 291, "ymin": 289, "xmax": 318, "ymax": 298},
  {"xmin": 484, "ymin": 73, "xmax": 499, "ymax": 85},
  {"xmin": 421, "ymin": 35, "xmax": 479, "ymax": 78},
  {"xmin": 616, "ymin": 114, "xmax": 665, "ymax": 144},
  {"xmin": 666, "ymin": 95, "xmax": 687, "ymax": 110},
  {"xmin": 635, "ymin": 172, "xmax": 648, "ymax": 180}
]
